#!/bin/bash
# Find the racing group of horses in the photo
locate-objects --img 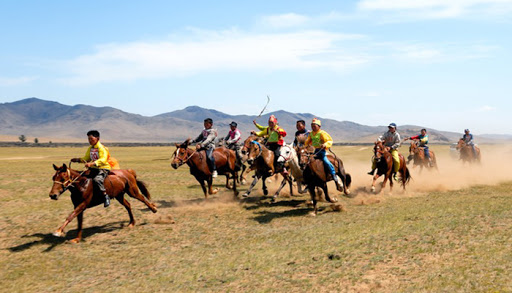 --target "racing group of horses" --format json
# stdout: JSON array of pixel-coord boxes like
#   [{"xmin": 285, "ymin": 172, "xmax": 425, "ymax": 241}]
[{"xmin": 49, "ymin": 134, "xmax": 480, "ymax": 242}]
